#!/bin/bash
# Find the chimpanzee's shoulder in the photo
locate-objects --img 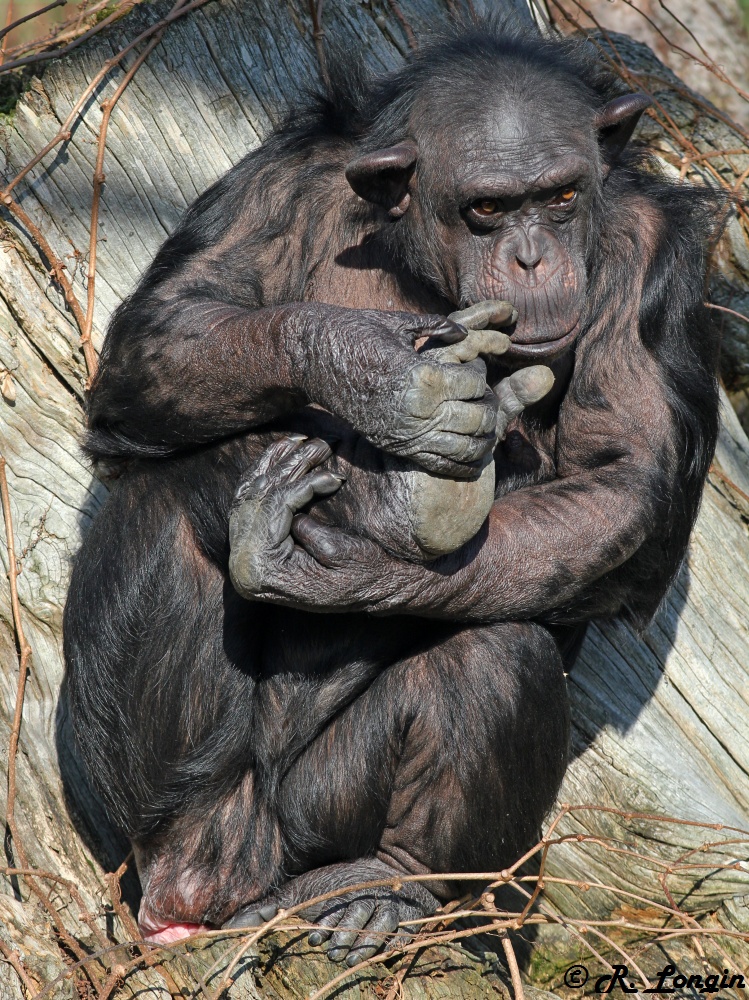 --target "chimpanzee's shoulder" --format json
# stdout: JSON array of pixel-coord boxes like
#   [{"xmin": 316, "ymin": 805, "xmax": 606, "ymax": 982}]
[{"xmin": 605, "ymin": 157, "xmax": 726, "ymax": 248}]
